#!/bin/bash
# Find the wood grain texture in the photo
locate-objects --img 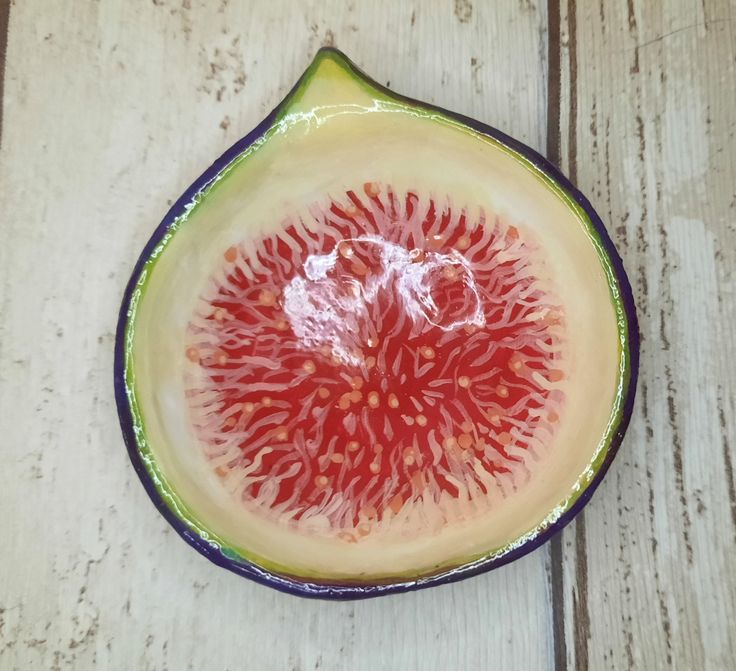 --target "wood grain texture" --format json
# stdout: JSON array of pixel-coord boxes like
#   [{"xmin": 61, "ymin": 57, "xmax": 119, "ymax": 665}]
[
  {"xmin": 0, "ymin": 1, "xmax": 554, "ymax": 669},
  {"xmin": 2, "ymin": 0, "xmax": 734, "ymax": 668},
  {"xmin": 551, "ymin": 0, "xmax": 736, "ymax": 669}
]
